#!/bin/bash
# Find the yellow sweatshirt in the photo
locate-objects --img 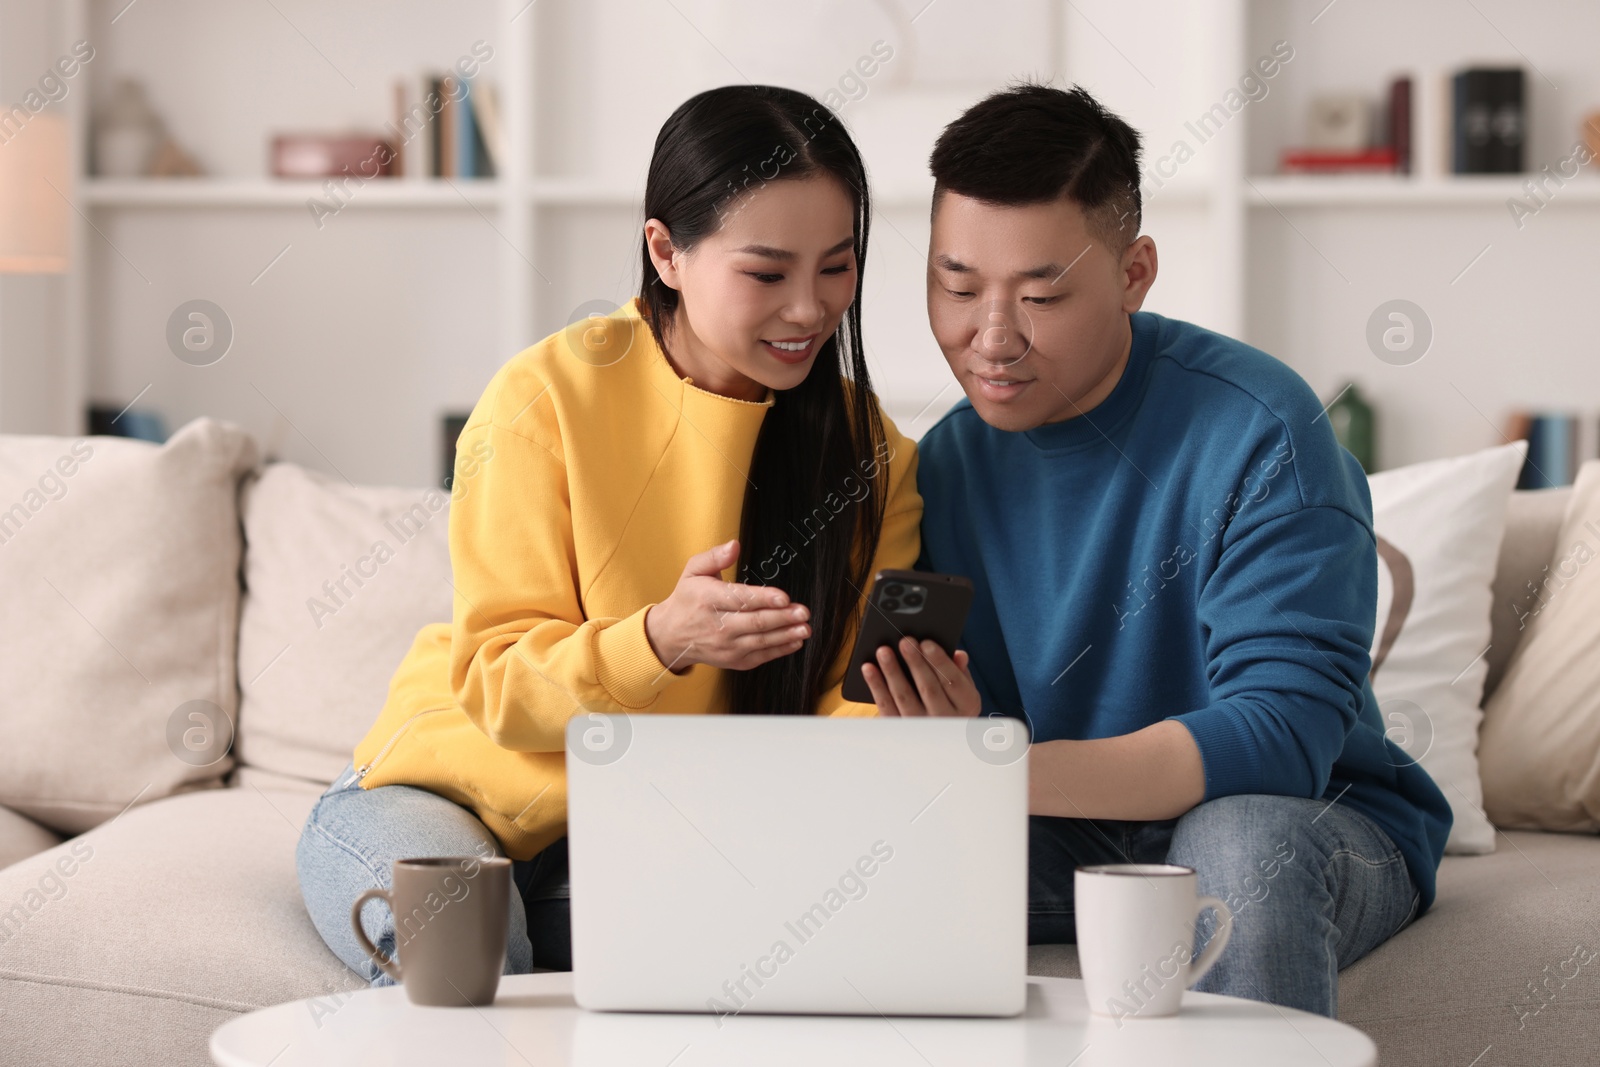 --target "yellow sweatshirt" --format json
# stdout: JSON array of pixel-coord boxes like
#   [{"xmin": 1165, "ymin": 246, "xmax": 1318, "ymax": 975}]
[{"xmin": 351, "ymin": 298, "xmax": 923, "ymax": 860}]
